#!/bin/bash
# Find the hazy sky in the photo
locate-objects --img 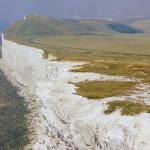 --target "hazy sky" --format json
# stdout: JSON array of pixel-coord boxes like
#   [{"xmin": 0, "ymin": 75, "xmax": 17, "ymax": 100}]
[{"xmin": 0, "ymin": 0, "xmax": 150, "ymax": 26}]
